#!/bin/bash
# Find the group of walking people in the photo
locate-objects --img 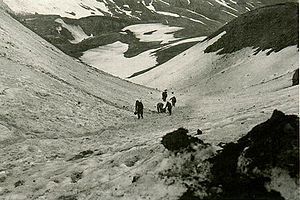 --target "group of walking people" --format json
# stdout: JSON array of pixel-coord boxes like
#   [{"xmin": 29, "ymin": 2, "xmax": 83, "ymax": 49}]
[
  {"xmin": 157, "ymin": 89, "xmax": 176, "ymax": 115},
  {"xmin": 134, "ymin": 89, "xmax": 176, "ymax": 119}
]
